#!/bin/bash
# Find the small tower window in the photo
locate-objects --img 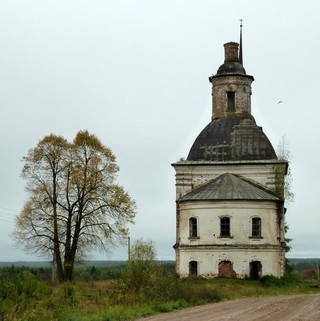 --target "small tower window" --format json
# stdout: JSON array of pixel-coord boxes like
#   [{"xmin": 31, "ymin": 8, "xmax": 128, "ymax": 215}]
[
  {"xmin": 227, "ymin": 92, "xmax": 235, "ymax": 112},
  {"xmin": 189, "ymin": 217, "xmax": 198, "ymax": 238},
  {"xmin": 220, "ymin": 217, "xmax": 230, "ymax": 237},
  {"xmin": 252, "ymin": 217, "xmax": 262, "ymax": 237}
]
